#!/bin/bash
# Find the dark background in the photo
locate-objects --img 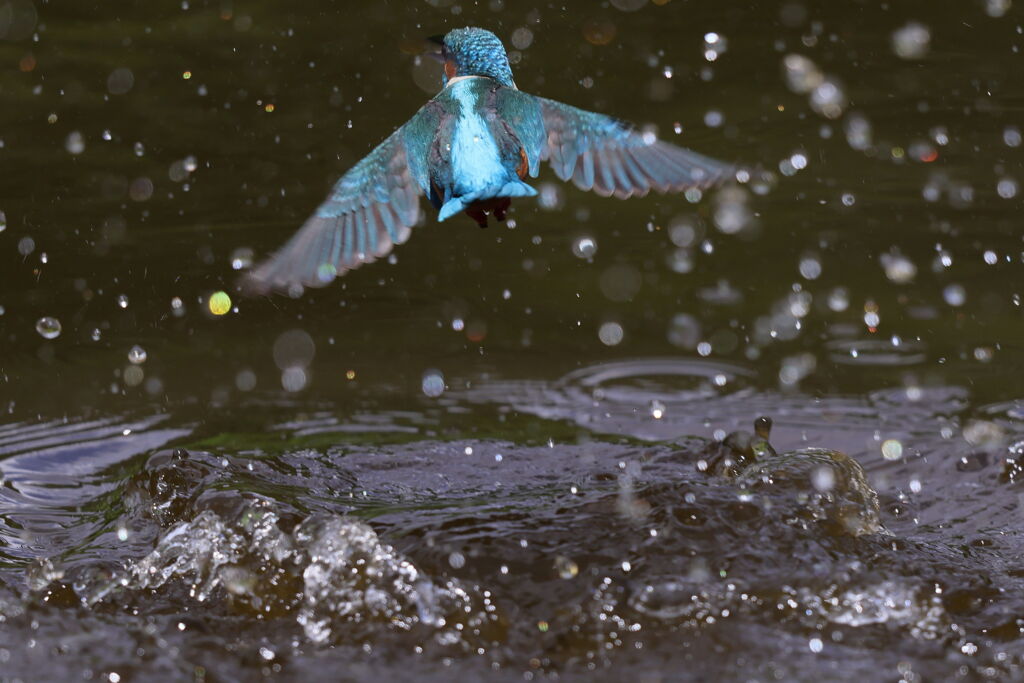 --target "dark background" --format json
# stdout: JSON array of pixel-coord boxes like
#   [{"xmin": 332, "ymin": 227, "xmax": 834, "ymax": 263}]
[{"xmin": 2, "ymin": 0, "xmax": 1020, "ymax": 417}]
